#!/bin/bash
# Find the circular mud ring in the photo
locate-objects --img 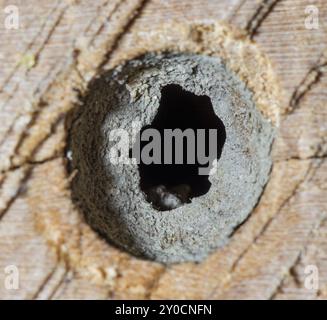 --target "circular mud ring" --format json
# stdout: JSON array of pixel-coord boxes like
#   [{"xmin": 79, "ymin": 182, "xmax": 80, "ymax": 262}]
[{"xmin": 68, "ymin": 52, "xmax": 275, "ymax": 264}]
